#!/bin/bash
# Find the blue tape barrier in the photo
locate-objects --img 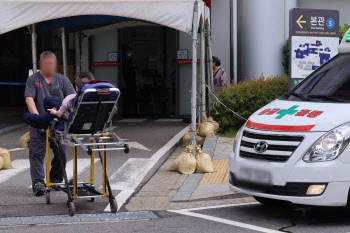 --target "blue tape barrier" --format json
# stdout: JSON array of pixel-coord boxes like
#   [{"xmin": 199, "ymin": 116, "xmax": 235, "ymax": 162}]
[{"xmin": 0, "ymin": 82, "xmax": 26, "ymax": 86}]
